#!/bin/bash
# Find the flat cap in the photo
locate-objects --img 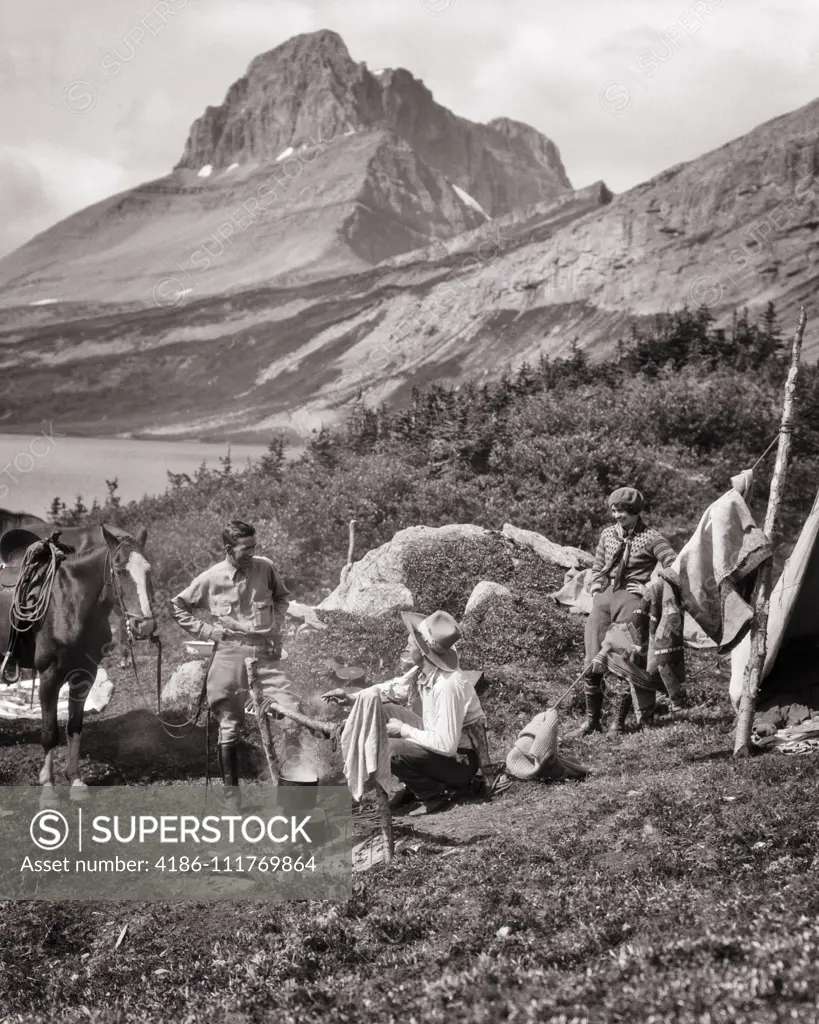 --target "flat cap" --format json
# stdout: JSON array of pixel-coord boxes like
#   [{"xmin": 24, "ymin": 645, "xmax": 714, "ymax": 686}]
[{"xmin": 607, "ymin": 486, "xmax": 644, "ymax": 511}]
